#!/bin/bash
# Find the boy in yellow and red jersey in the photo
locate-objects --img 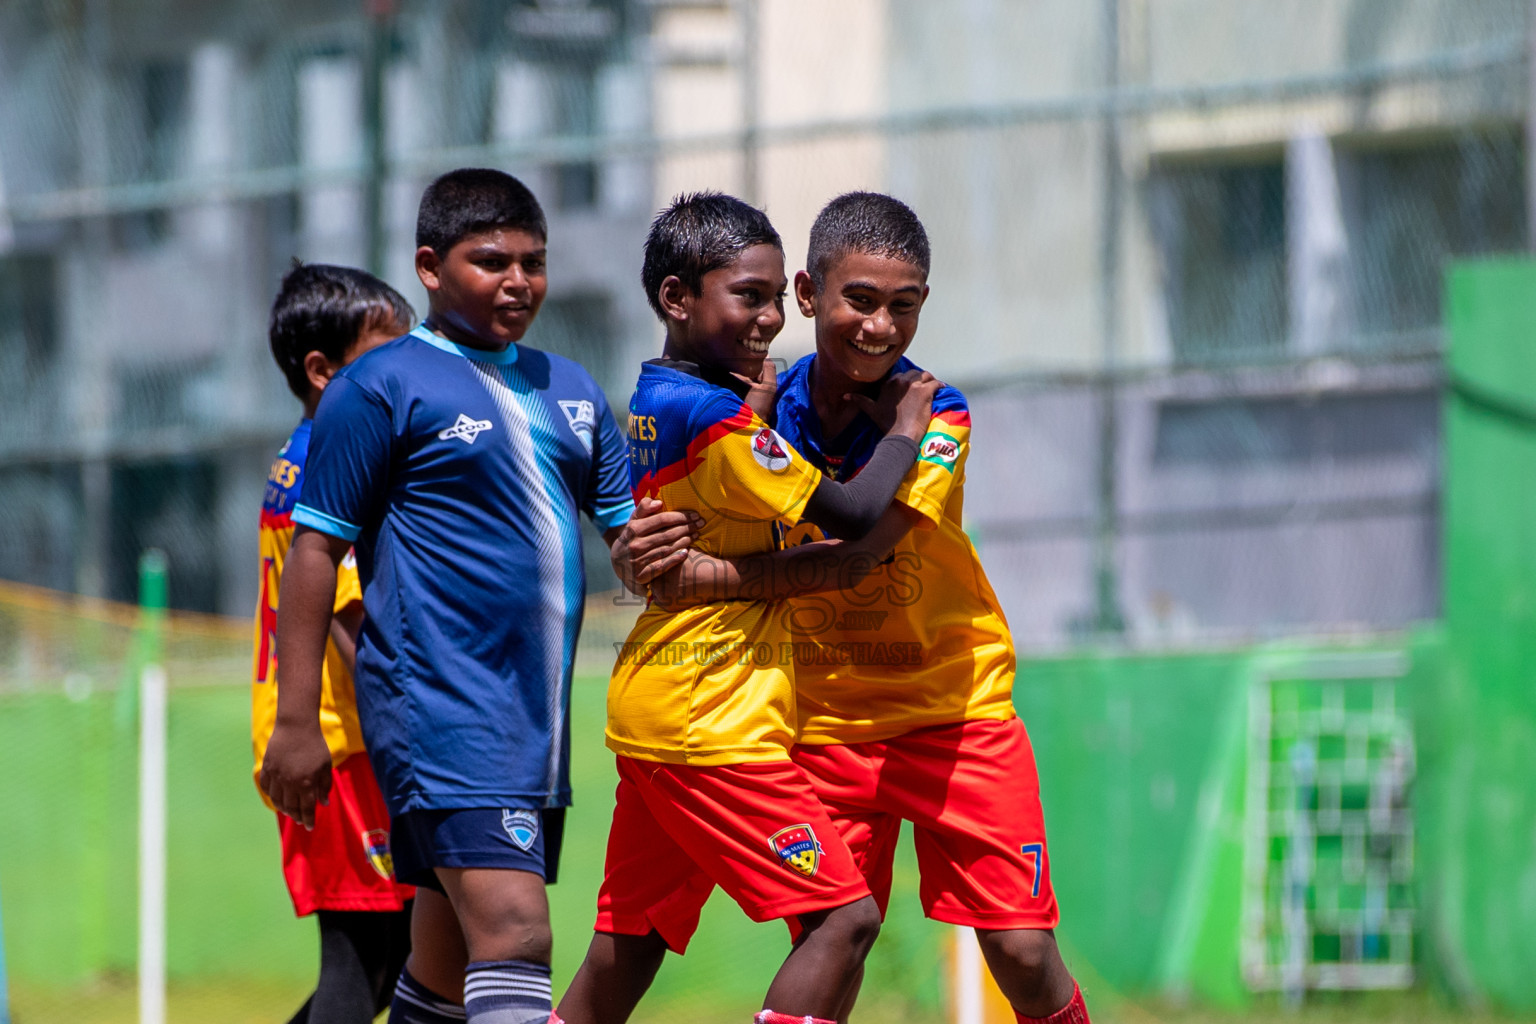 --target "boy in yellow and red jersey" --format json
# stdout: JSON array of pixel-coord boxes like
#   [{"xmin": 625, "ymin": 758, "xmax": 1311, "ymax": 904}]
[
  {"xmin": 555, "ymin": 192, "xmax": 938, "ymax": 1024},
  {"xmin": 254, "ymin": 263, "xmax": 421, "ymax": 1024},
  {"xmin": 615, "ymin": 193, "xmax": 1090, "ymax": 1024}
]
